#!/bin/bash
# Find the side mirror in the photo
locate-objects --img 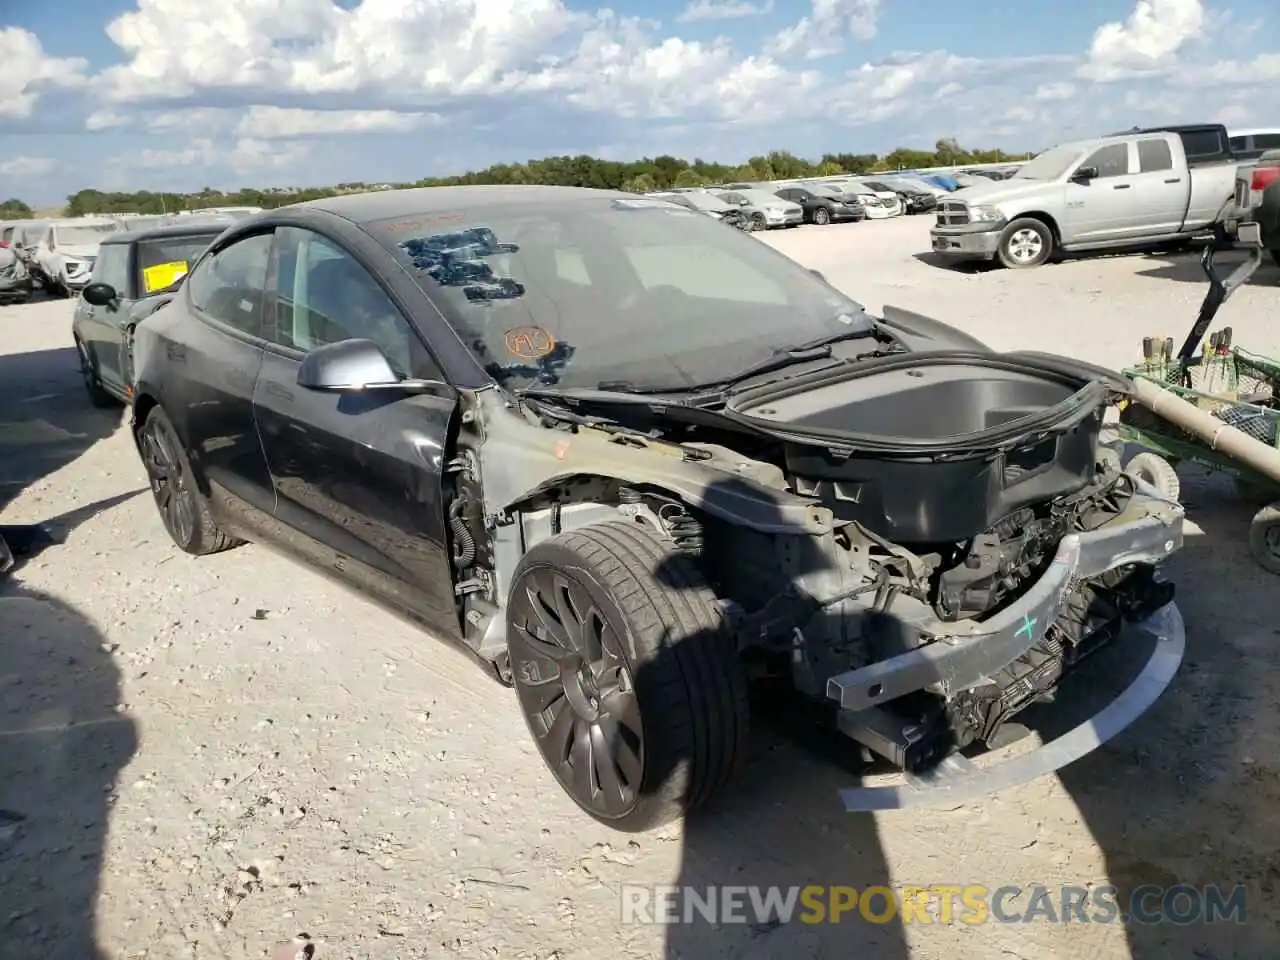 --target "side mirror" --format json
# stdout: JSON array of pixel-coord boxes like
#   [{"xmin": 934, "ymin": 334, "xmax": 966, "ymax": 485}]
[
  {"xmin": 82, "ymin": 282, "xmax": 118, "ymax": 307},
  {"xmin": 809, "ymin": 268, "xmax": 827, "ymax": 282},
  {"xmin": 296, "ymin": 338, "xmax": 448, "ymax": 395},
  {"xmin": 1071, "ymin": 166, "xmax": 1099, "ymax": 182}
]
